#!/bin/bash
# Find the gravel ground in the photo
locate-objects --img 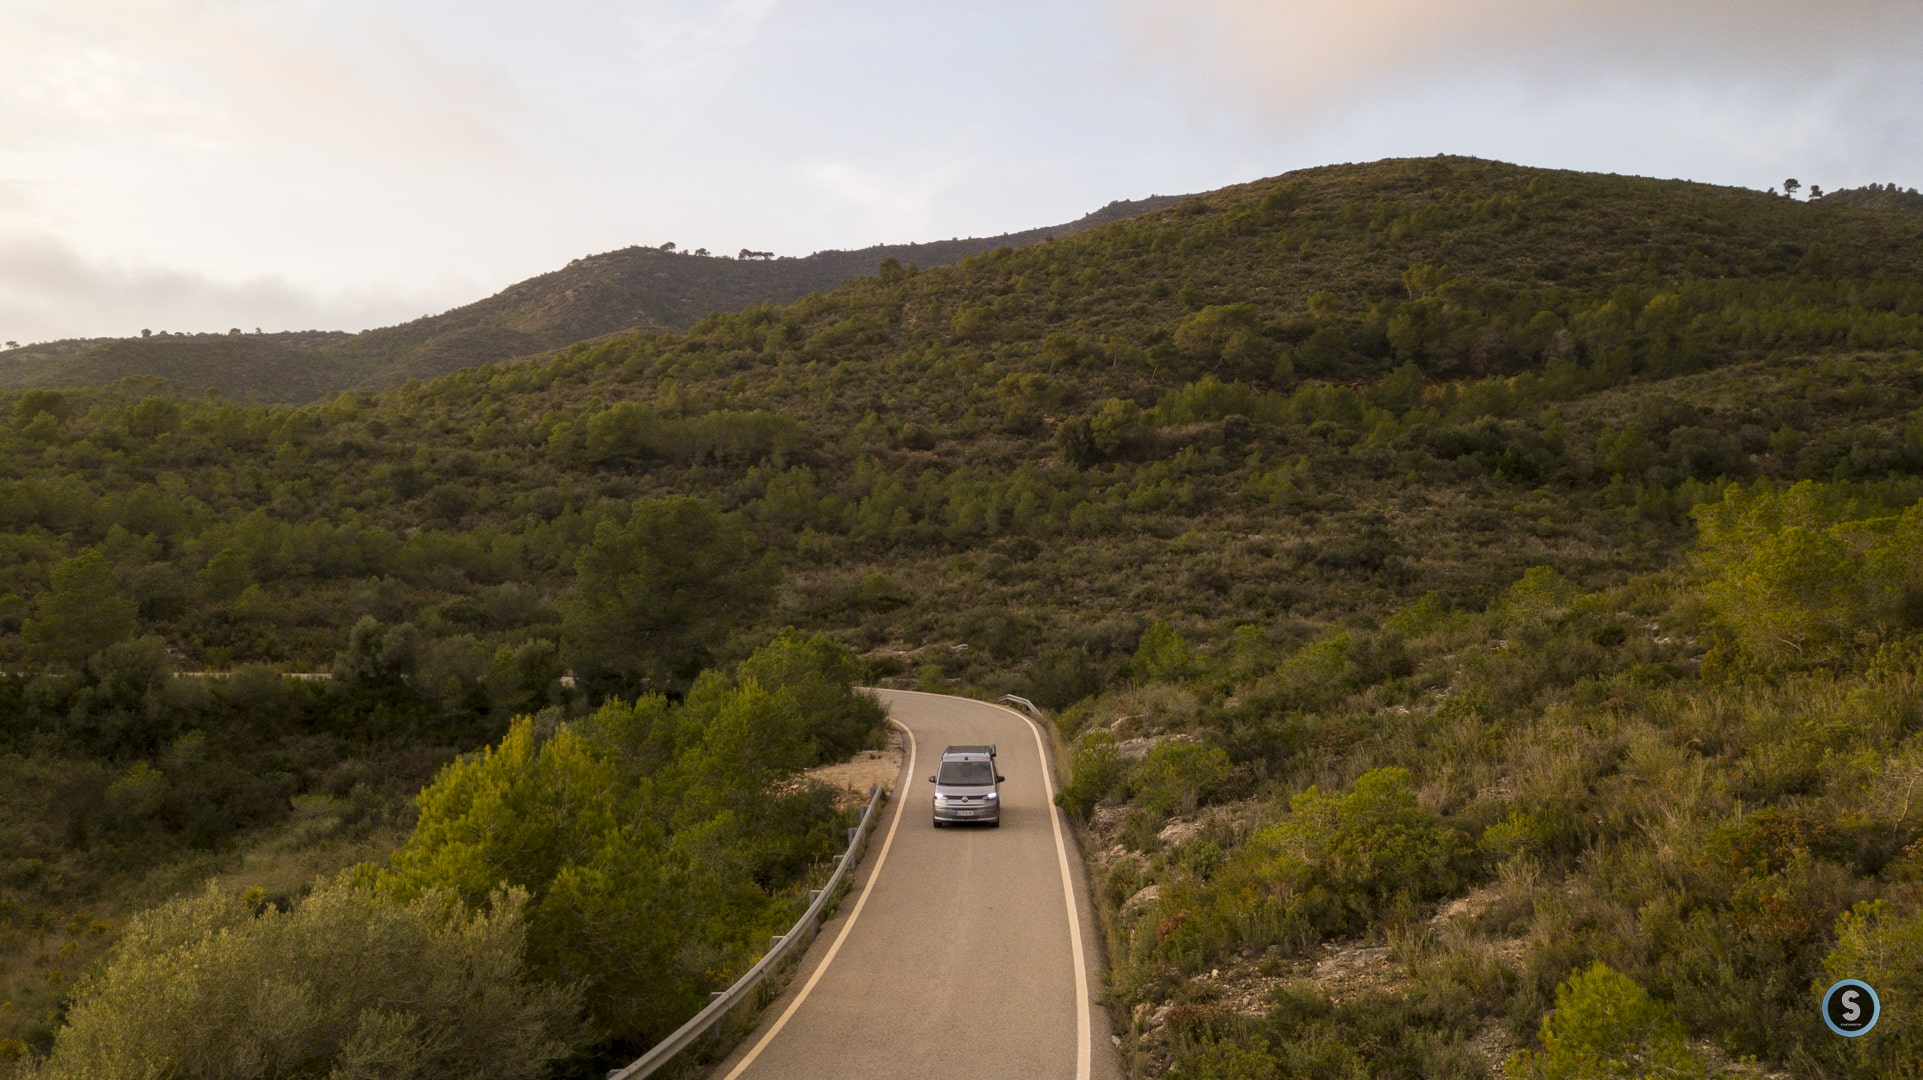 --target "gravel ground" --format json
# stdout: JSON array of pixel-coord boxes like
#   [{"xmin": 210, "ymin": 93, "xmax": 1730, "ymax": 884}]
[{"xmin": 803, "ymin": 728, "xmax": 906, "ymax": 805}]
